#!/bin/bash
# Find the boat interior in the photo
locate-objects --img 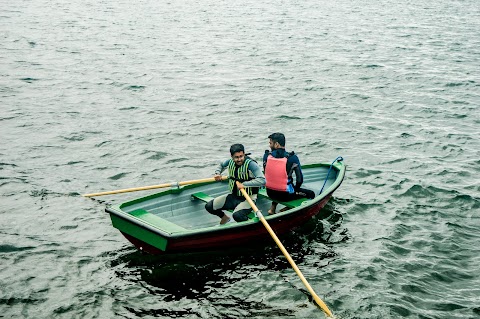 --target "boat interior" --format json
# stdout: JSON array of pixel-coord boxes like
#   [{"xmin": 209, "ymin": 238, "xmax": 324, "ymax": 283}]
[{"xmin": 117, "ymin": 164, "xmax": 341, "ymax": 230}]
